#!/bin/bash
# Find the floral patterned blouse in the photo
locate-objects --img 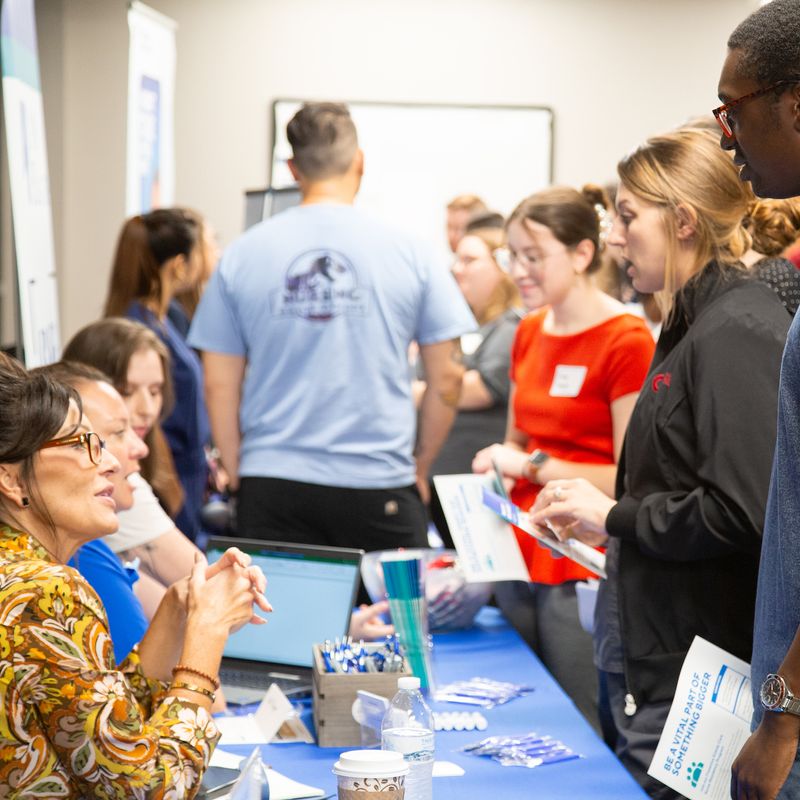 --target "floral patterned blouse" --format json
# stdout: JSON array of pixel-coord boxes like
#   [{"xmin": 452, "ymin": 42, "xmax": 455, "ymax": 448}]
[{"xmin": 0, "ymin": 526, "xmax": 220, "ymax": 799}]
